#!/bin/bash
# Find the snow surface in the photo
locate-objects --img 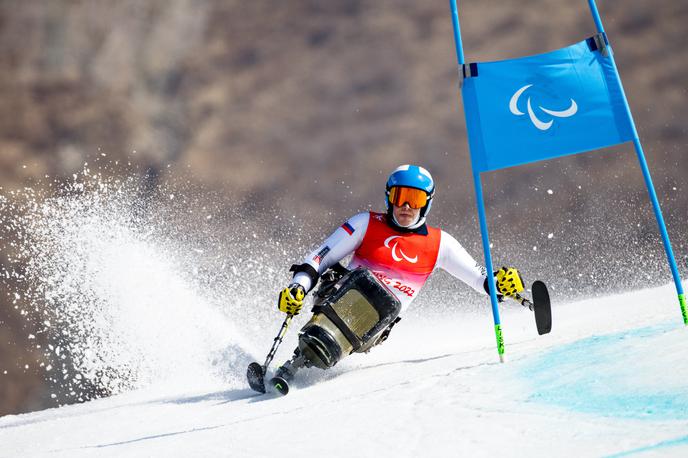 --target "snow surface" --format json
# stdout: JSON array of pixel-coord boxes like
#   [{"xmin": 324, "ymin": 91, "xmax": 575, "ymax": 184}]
[{"xmin": 1, "ymin": 282, "xmax": 687, "ymax": 458}]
